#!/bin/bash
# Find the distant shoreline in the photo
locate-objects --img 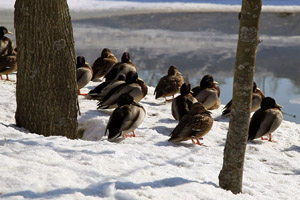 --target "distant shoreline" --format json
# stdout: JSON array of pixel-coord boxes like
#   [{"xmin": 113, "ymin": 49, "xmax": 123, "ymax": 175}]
[{"xmin": 2, "ymin": 4, "xmax": 300, "ymax": 22}]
